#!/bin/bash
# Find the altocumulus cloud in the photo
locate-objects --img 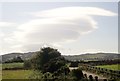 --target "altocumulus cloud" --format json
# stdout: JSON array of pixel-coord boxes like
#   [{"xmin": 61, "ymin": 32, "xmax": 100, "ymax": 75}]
[{"xmin": 1, "ymin": 7, "xmax": 117, "ymax": 53}]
